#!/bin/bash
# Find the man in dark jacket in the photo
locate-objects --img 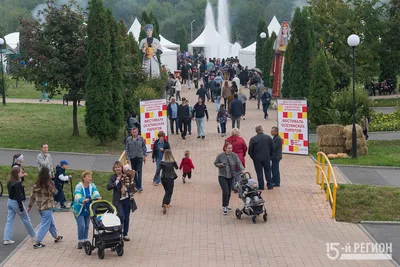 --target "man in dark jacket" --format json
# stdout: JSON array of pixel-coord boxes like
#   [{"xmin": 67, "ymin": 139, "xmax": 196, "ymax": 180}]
[
  {"xmin": 208, "ymin": 77, "xmax": 217, "ymax": 103},
  {"xmin": 229, "ymin": 94, "xmax": 243, "ymax": 129},
  {"xmin": 248, "ymin": 125, "xmax": 274, "ymax": 190},
  {"xmin": 178, "ymin": 98, "xmax": 190, "ymax": 140},
  {"xmin": 54, "ymin": 160, "xmax": 70, "ymax": 209},
  {"xmin": 196, "ymin": 84, "xmax": 207, "ymax": 103},
  {"xmin": 167, "ymin": 97, "xmax": 180, "ymax": 134},
  {"xmin": 270, "ymin": 126, "xmax": 282, "ymax": 187},
  {"xmin": 192, "ymin": 97, "xmax": 209, "ymax": 139}
]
